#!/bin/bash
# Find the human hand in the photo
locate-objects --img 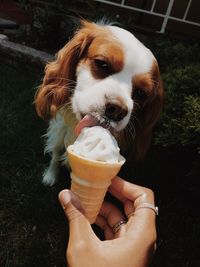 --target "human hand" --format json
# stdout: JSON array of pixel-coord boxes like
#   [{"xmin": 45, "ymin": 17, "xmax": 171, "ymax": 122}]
[{"xmin": 59, "ymin": 176, "xmax": 157, "ymax": 267}]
